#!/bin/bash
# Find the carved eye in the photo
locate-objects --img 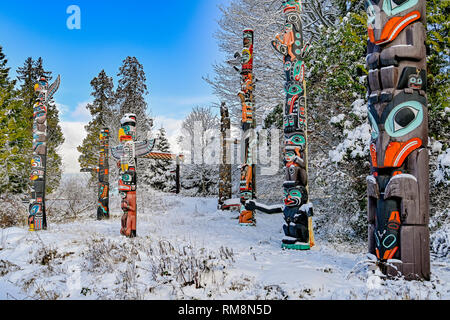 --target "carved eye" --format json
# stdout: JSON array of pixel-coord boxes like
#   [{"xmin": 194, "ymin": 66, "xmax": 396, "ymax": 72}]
[
  {"xmin": 409, "ymin": 77, "xmax": 417, "ymax": 84},
  {"xmin": 288, "ymin": 134, "xmax": 305, "ymax": 145},
  {"xmin": 393, "ymin": 107, "xmax": 418, "ymax": 131},
  {"xmin": 290, "ymin": 189, "xmax": 301, "ymax": 198},
  {"xmin": 391, "ymin": 0, "xmax": 408, "ymax": 7},
  {"xmin": 385, "ymin": 101, "xmax": 423, "ymax": 137}
]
